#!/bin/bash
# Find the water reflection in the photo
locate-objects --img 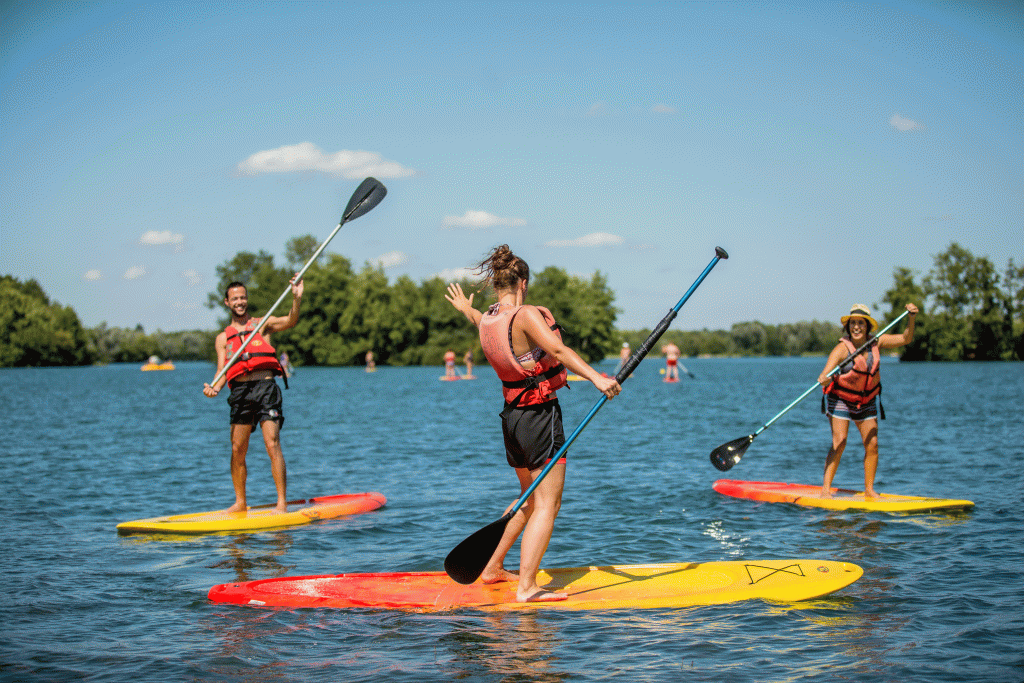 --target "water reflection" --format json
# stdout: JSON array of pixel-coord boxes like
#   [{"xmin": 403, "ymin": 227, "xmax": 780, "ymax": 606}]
[
  {"xmin": 206, "ymin": 532, "xmax": 296, "ymax": 582},
  {"xmin": 439, "ymin": 612, "xmax": 571, "ymax": 682}
]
